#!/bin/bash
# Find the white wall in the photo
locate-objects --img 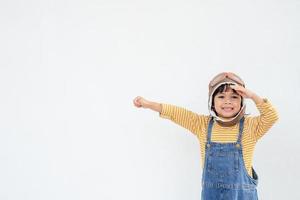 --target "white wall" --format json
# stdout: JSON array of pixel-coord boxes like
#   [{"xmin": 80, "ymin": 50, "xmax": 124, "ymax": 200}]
[{"xmin": 0, "ymin": 0, "xmax": 299, "ymax": 199}]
